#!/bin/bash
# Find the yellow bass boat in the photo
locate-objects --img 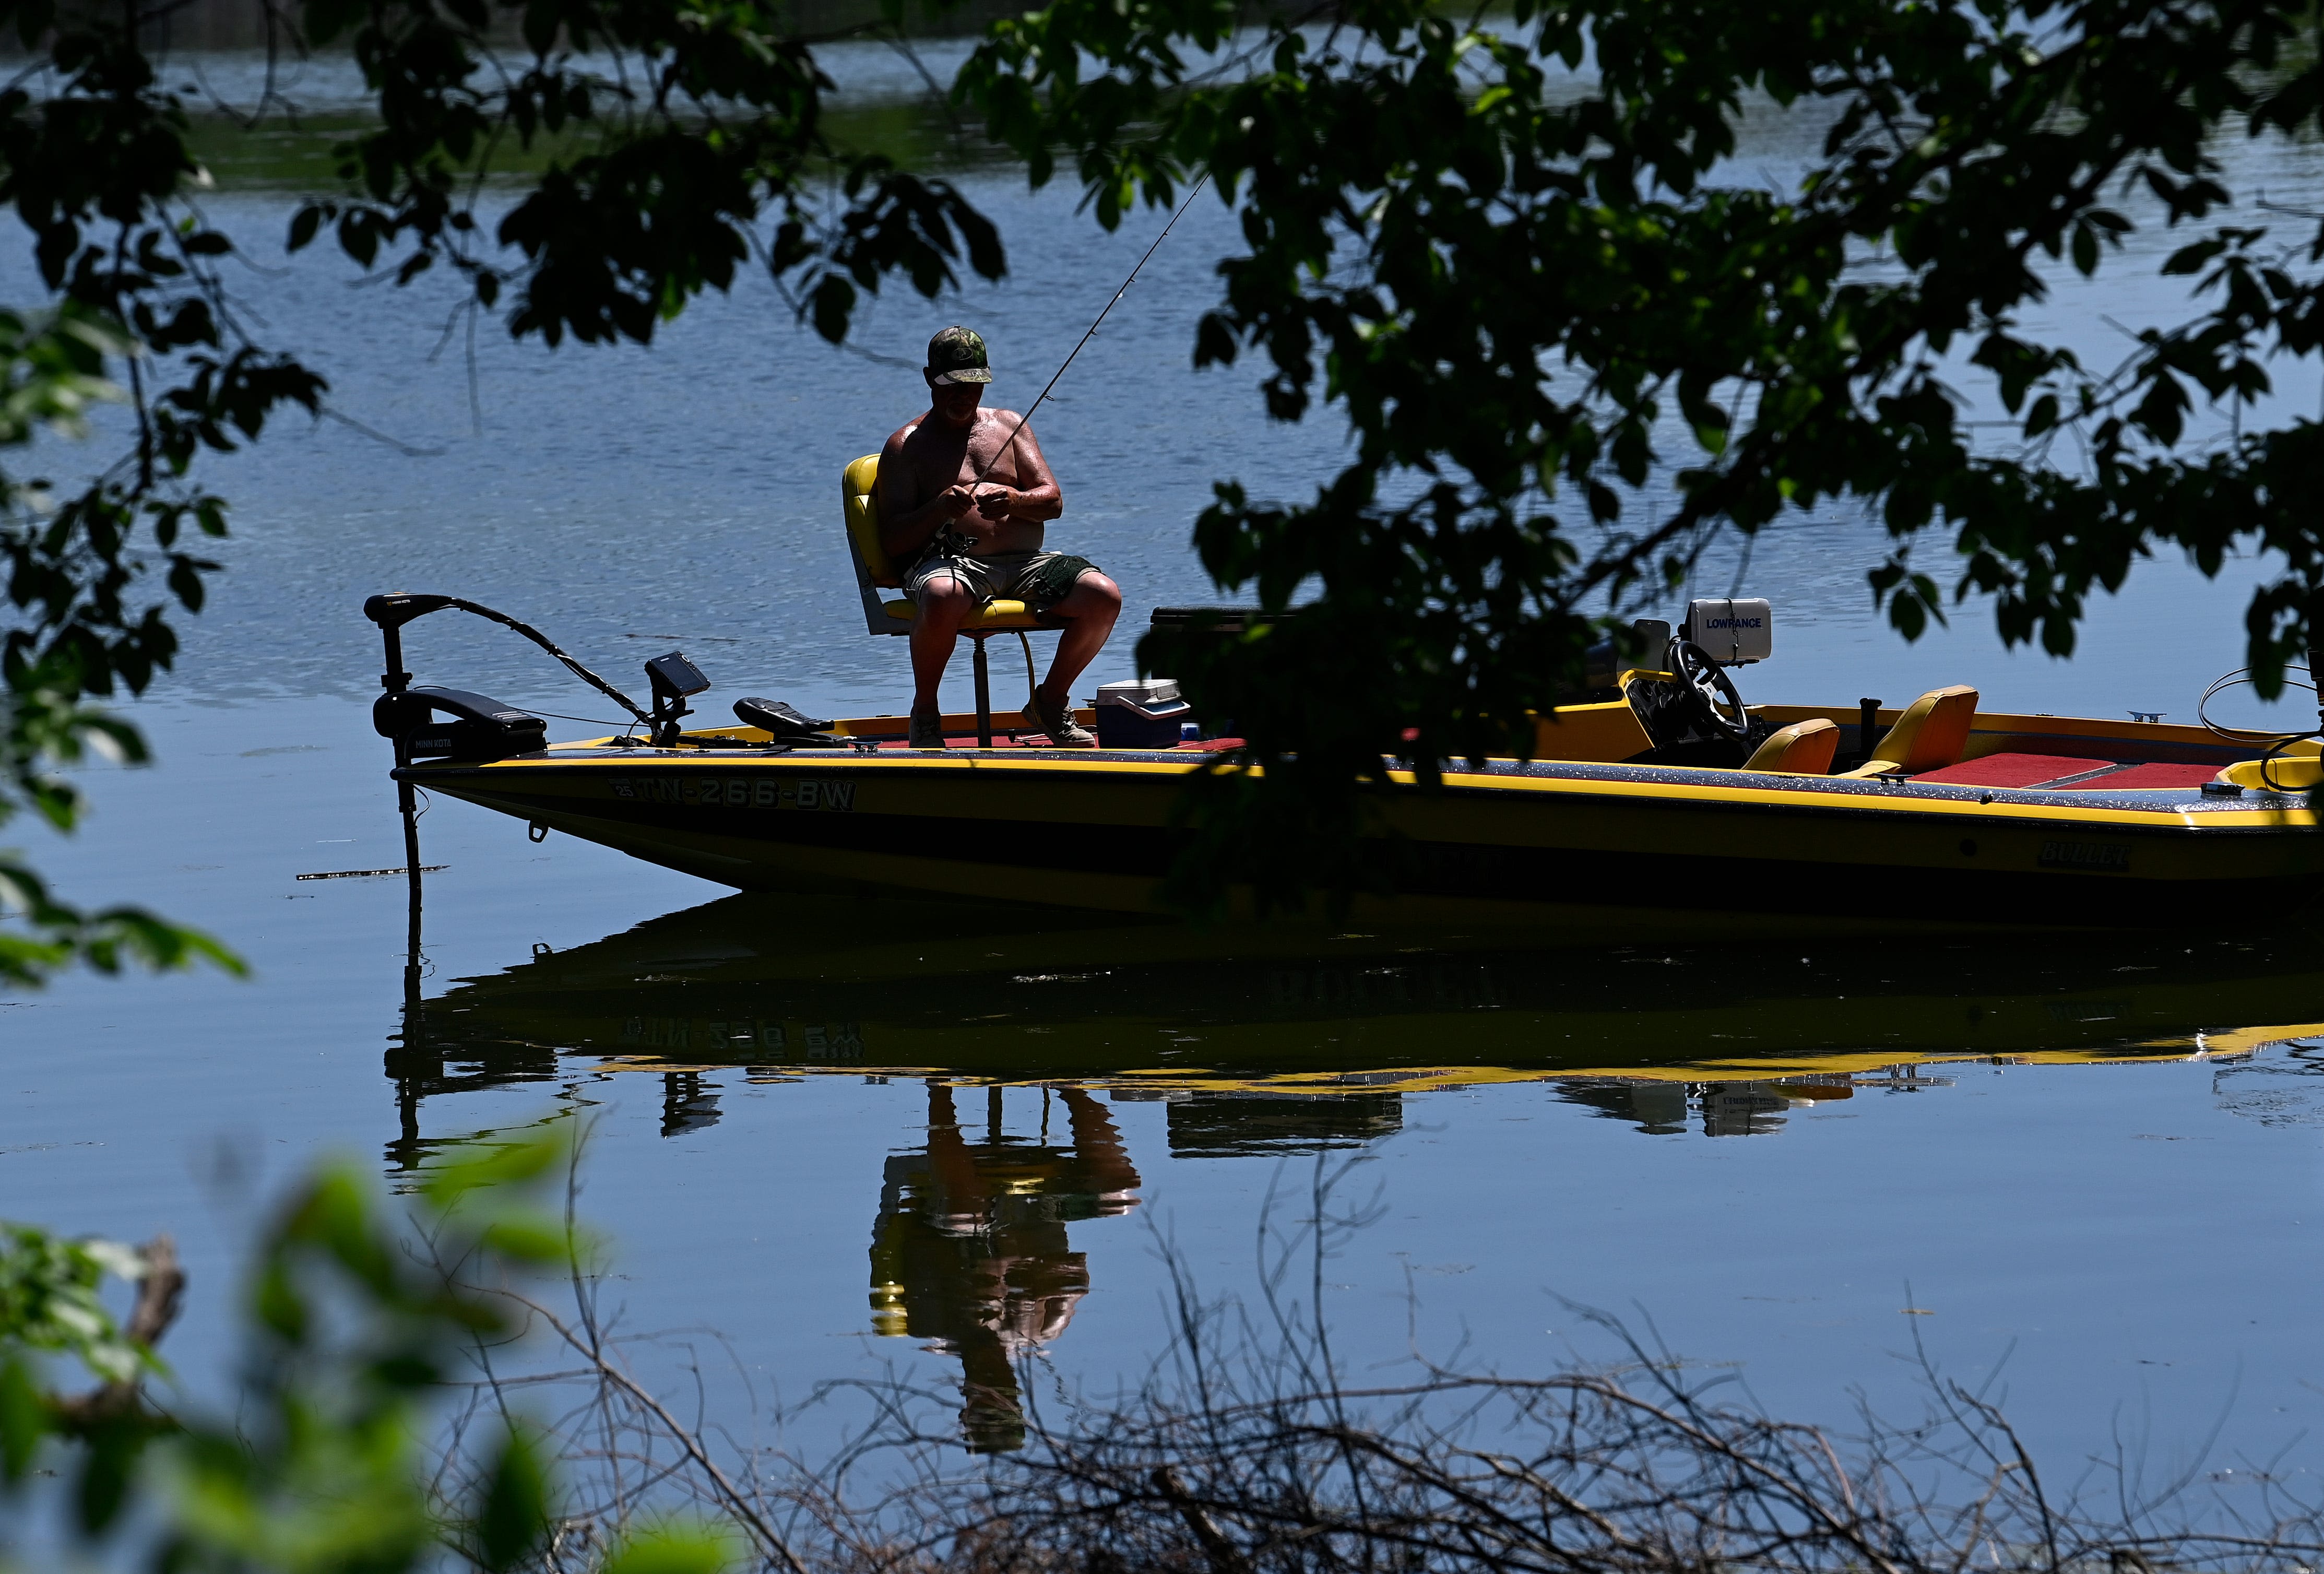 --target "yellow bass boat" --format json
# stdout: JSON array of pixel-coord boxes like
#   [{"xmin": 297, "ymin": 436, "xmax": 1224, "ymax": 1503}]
[{"xmin": 364, "ymin": 585, "xmax": 2321, "ymax": 932}]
